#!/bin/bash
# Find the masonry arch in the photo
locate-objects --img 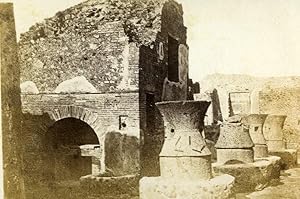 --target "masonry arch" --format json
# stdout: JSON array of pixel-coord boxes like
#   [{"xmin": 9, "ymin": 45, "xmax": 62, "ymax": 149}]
[{"xmin": 45, "ymin": 106, "xmax": 107, "ymax": 181}]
